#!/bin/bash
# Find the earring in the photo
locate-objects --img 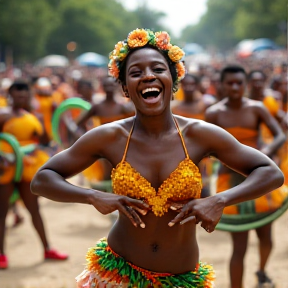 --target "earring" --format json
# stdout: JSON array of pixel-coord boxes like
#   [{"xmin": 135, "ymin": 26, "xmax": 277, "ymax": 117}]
[{"xmin": 124, "ymin": 91, "xmax": 129, "ymax": 98}]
